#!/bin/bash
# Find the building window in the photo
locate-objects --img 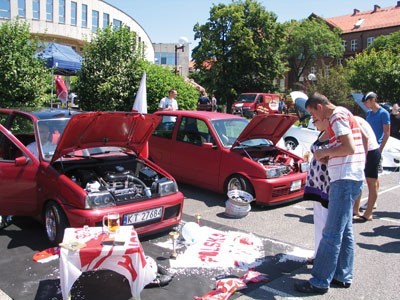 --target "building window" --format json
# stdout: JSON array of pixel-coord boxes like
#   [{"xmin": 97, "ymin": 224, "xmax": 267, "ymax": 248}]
[
  {"xmin": 367, "ymin": 37, "xmax": 375, "ymax": 47},
  {"xmin": 103, "ymin": 12, "xmax": 109, "ymax": 27},
  {"xmin": 342, "ymin": 40, "xmax": 347, "ymax": 51},
  {"xmin": 351, "ymin": 39, "xmax": 357, "ymax": 51},
  {"xmin": 92, "ymin": 10, "xmax": 99, "ymax": 32},
  {"xmin": 337, "ymin": 58, "xmax": 343, "ymax": 66},
  {"xmin": 310, "ymin": 66, "xmax": 316, "ymax": 74},
  {"xmin": 81, "ymin": 4, "xmax": 87, "ymax": 27},
  {"xmin": 113, "ymin": 19, "xmax": 121, "ymax": 29},
  {"xmin": 161, "ymin": 57, "xmax": 167, "ymax": 65},
  {"xmin": 32, "ymin": 0, "xmax": 39, "ymax": 19},
  {"xmin": 46, "ymin": 0, "xmax": 53, "ymax": 22},
  {"xmin": 70, "ymin": 1, "xmax": 77, "ymax": 26},
  {"xmin": 58, "ymin": 0, "xmax": 65, "ymax": 23},
  {"xmin": 18, "ymin": 0, "xmax": 26, "ymax": 18},
  {"xmin": 0, "ymin": 0, "xmax": 11, "ymax": 19}
]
